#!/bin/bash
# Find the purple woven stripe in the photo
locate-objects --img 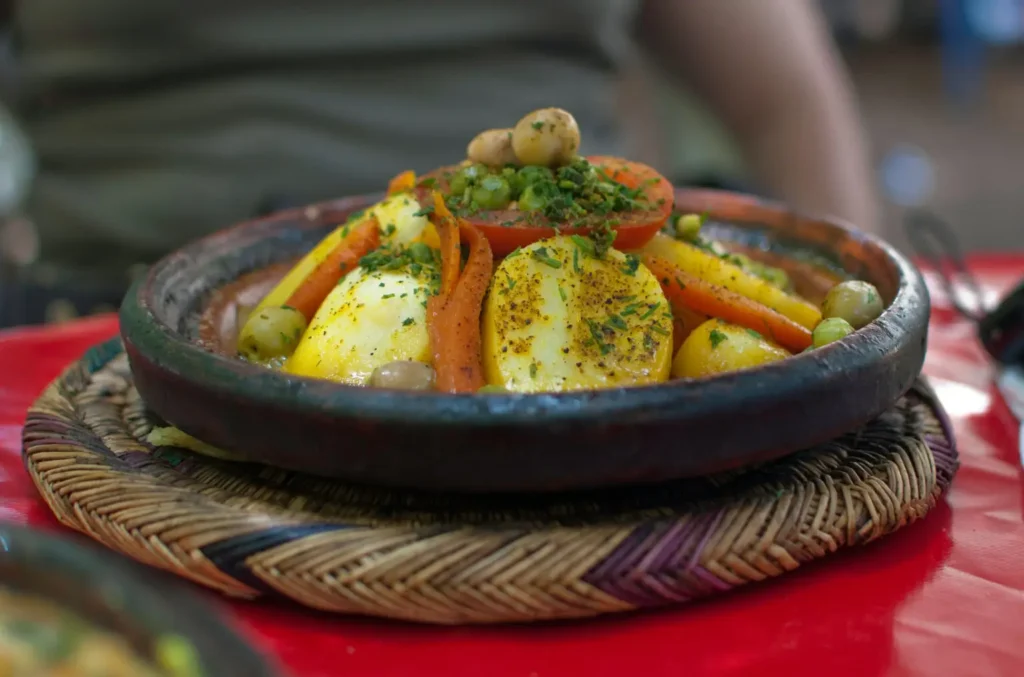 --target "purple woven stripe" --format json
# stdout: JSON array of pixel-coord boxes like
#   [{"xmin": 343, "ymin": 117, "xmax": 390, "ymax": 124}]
[{"xmin": 582, "ymin": 509, "xmax": 727, "ymax": 607}]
